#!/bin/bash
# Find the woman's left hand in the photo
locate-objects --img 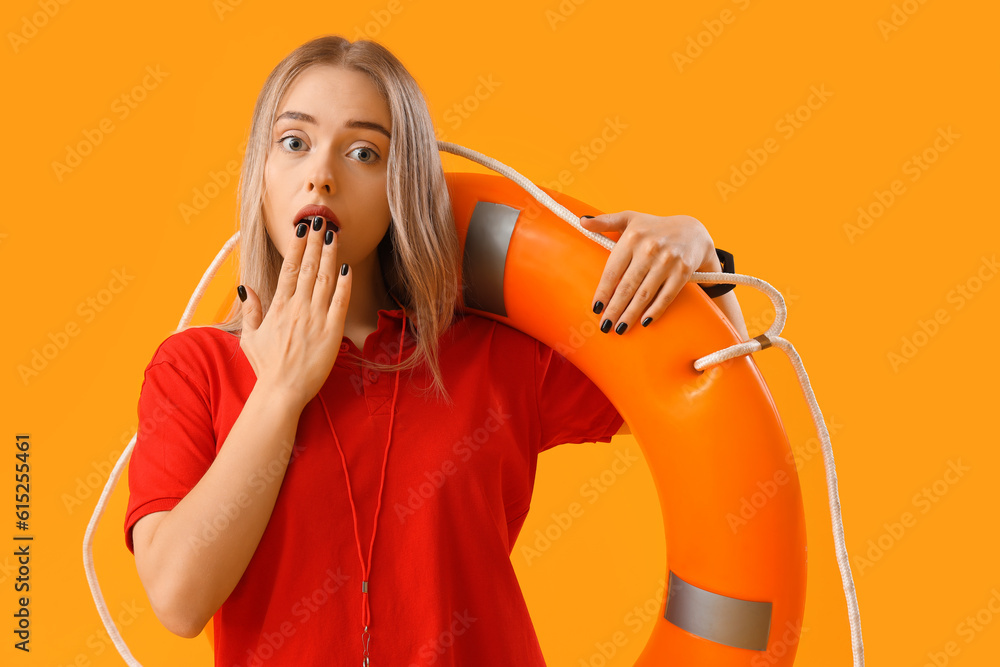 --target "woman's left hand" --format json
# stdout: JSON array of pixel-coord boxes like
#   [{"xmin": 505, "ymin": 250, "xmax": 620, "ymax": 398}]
[{"xmin": 581, "ymin": 211, "xmax": 721, "ymax": 335}]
